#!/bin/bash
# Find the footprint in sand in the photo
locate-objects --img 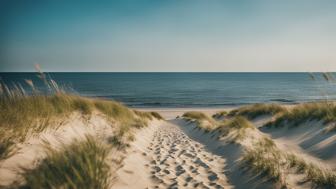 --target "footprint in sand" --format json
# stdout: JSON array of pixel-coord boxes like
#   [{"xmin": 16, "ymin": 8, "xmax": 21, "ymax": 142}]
[{"xmin": 145, "ymin": 122, "xmax": 231, "ymax": 189}]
